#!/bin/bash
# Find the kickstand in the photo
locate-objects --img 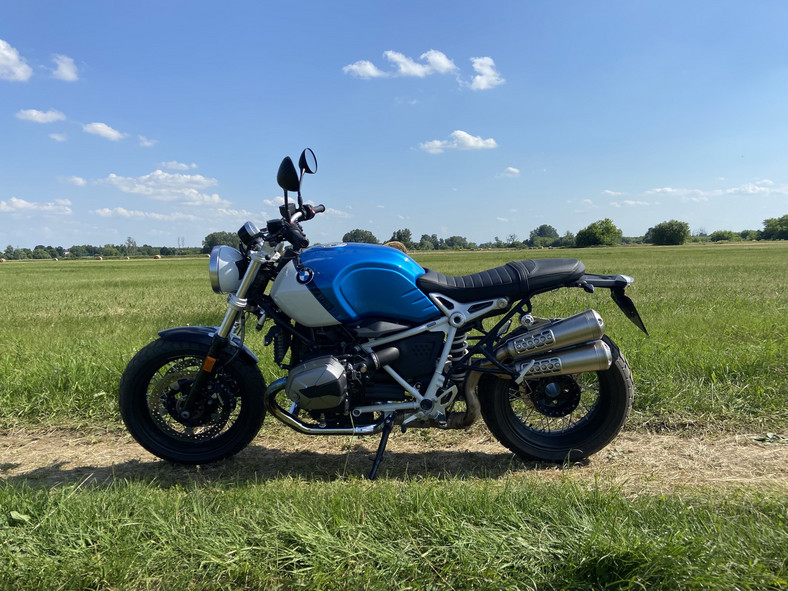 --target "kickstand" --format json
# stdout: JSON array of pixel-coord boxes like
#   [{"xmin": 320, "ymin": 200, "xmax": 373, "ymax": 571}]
[{"xmin": 367, "ymin": 413, "xmax": 395, "ymax": 481}]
